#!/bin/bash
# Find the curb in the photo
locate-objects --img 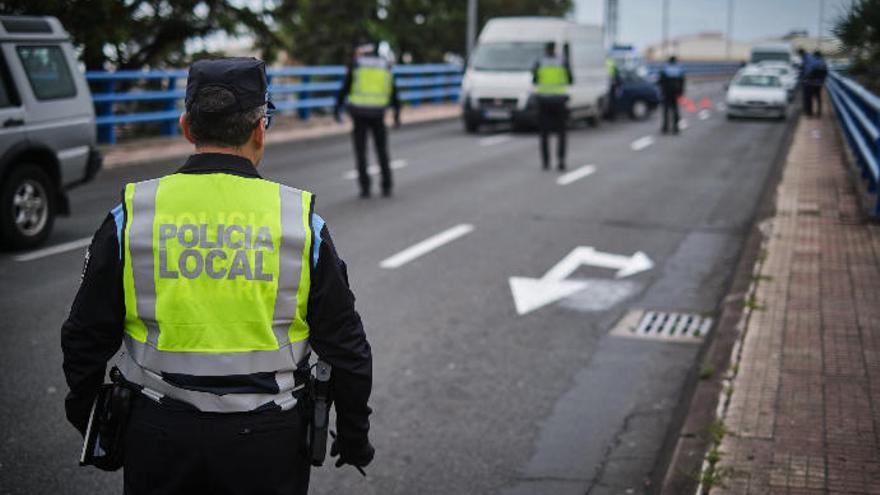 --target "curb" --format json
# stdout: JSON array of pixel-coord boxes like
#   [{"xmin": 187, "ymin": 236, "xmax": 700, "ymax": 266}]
[{"xmin": 653, "ymin": 105, "xmax": 801, "ymax": 495}]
